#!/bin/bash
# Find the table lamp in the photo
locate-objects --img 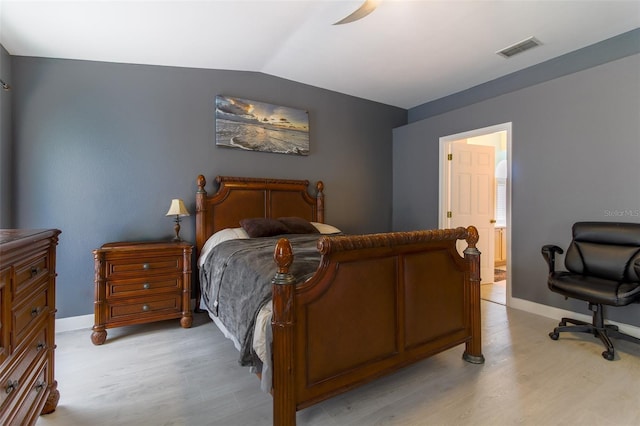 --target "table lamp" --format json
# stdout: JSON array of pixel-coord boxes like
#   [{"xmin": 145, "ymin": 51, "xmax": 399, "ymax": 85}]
[{"xmin": 166, "ymin": 198, "xmax": 190, "ymax": 241}]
